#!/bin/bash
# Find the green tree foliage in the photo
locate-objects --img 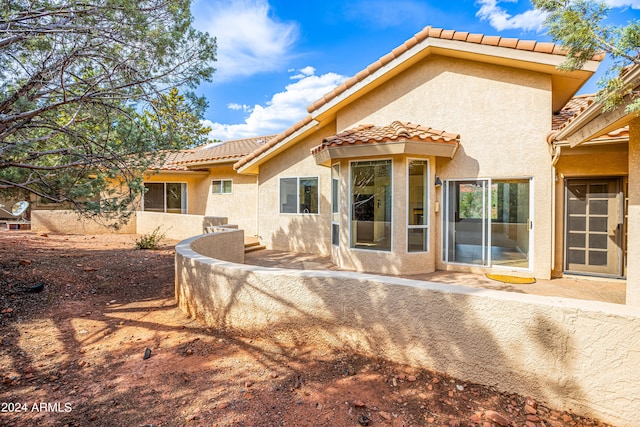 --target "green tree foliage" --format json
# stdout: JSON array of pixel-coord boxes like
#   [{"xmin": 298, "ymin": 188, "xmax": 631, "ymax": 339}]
[
  {"xmin": 0, "ymin": 0, "xmax": 216, "ymax": 221},
  {"xmin": 533, "ymin": 0, "xmax": 640, "ymax": 112}
]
